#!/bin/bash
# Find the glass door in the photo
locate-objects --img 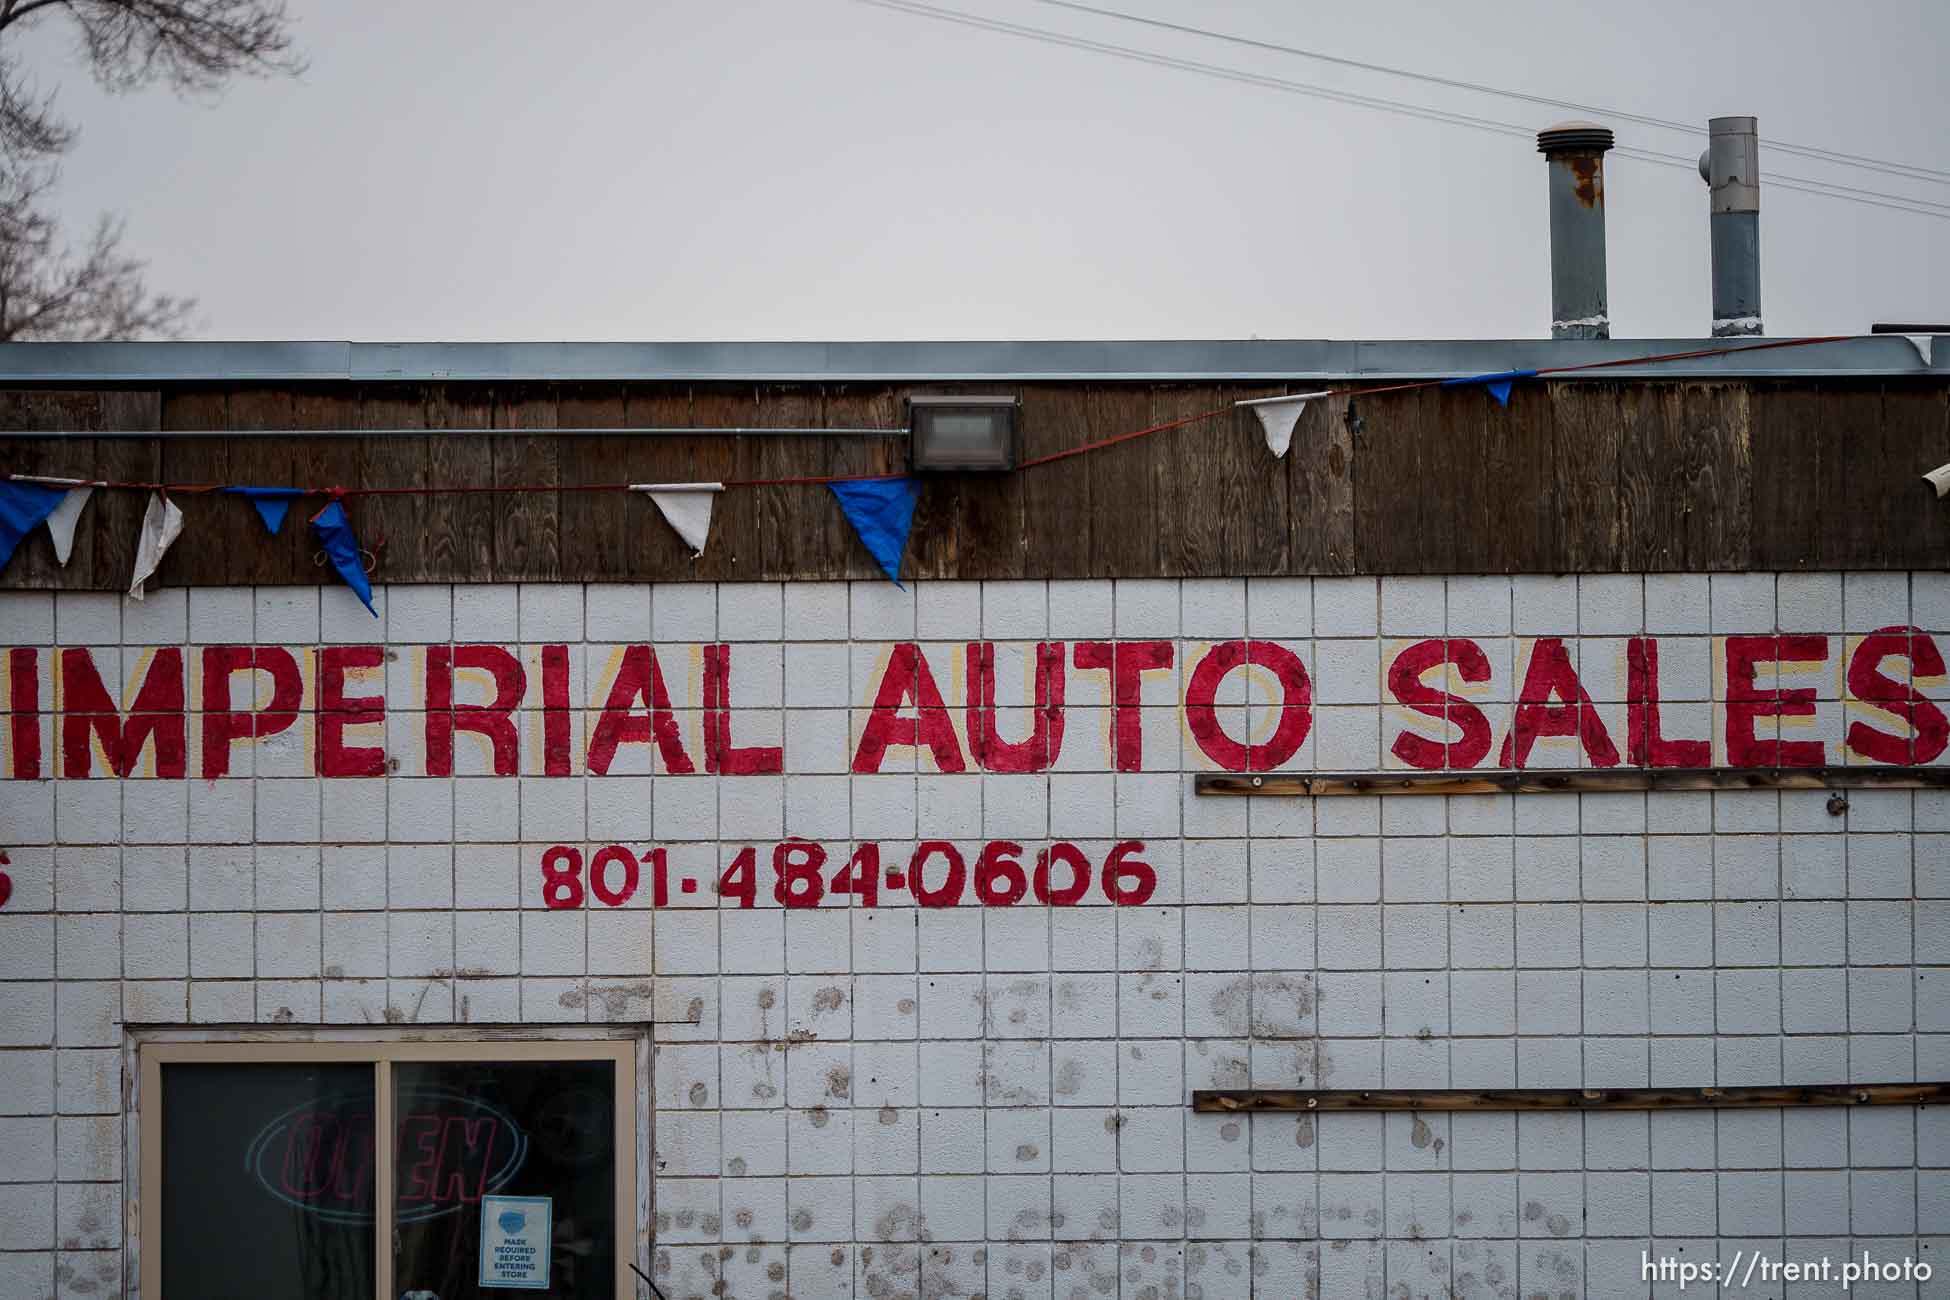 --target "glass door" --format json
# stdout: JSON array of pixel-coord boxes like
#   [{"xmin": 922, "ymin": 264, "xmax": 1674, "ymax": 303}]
[
  {"xmin": 391, "ymin": 1057, "xmax": 620, "ymax": 1298},
  {"xmin": 157, "ymin": 1059, "xmax": 377, "ymax": 1300},
  {"xmin": 139, "ymin": 1036, "xmax": 638, "ymax": 1299}
]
